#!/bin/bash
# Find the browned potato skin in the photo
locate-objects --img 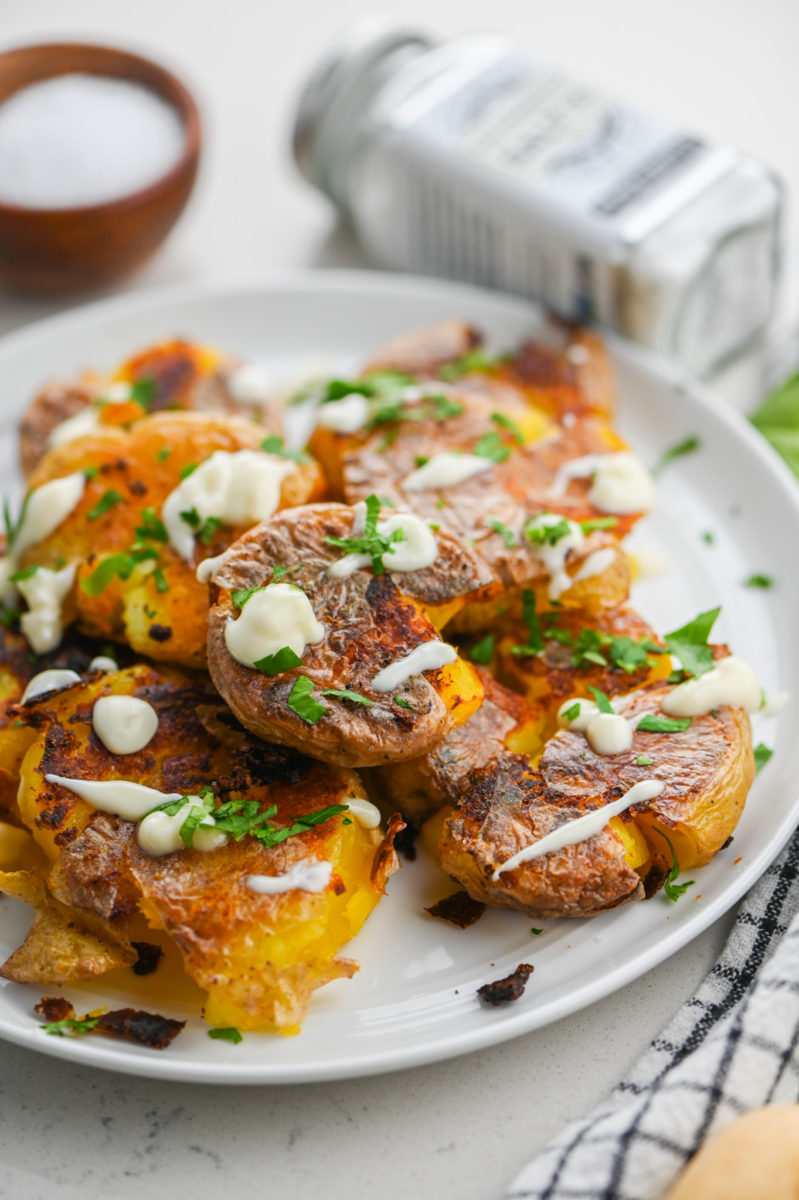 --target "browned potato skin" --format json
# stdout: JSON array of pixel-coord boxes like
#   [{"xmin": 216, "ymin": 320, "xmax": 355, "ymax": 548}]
[
  {"xmin": 666, "ymin": 1107, "xmax": 799, "ymax": 1200},
  {"xmin": 208, "ymin": 504, "xmax": 492, "ymax": 767},
  {"xmin": 369, "ymin": 671, "xmax": 539, "ymax": 824},
  {"xmin": 19, "ymin": 378, "xmax": 105, "ymax": 479},
  {"xmin": 23, "ymin": 412, "xmax": 323, "ymax": 666},
  {"xmin": 361, "ymin": 319, "xmax": 481, "ymax": 376}
]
